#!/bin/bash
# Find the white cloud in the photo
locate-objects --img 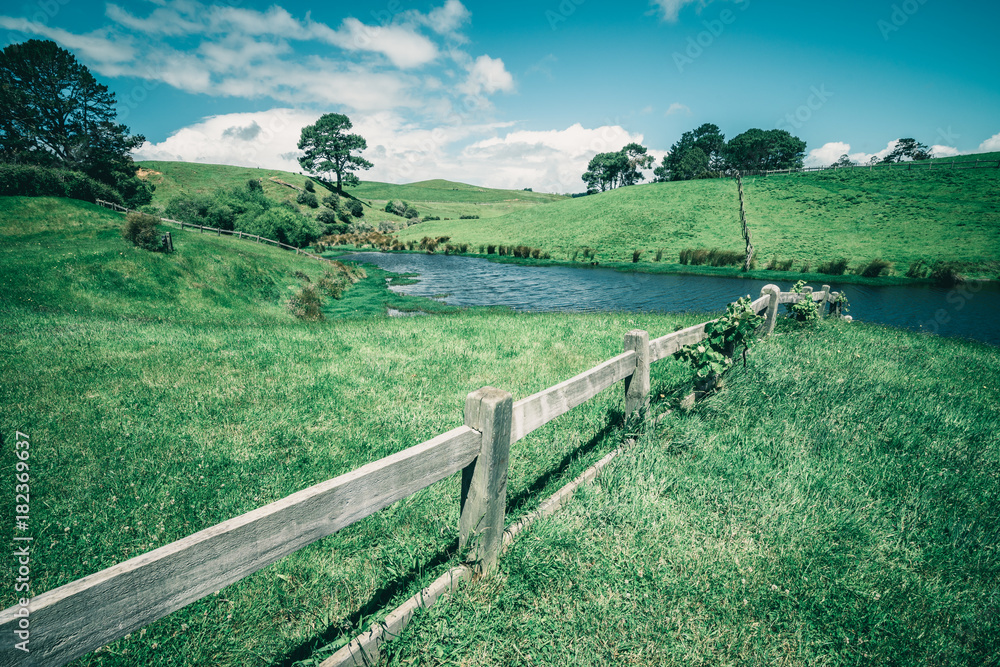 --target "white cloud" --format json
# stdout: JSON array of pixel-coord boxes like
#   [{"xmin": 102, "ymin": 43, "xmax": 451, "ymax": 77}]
[
  {"xmin": 316, "ymin": 18, "xmax": 439, "ymax": 69},
  {"xmin": 459, "ymin": 54, "xmax": 515, "ymax": 98},
  {"xmin": 422, "ymin": 0, "xmax": 471, "ymax": 37},
  {"xmin": 665, "ymin": 102, "xmax": 692, "ymax": 116},
  {"xmin": 803, "ymin": 141, "xmax": 851, "ymax": 168},
  {"xmin": 0, "ymin": 17, "xmax": 135, "ymax": 64},
  {"xmin": 977, "ymin": 132, "xmax": 1000, "ymax": 153},
  {"xmin": 930, "ymin": 145, "xmax": 961, "ymax": 158},
  {"xmin": 135, "ymin": 113, "xmax": 664, "ymax": 194}
]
